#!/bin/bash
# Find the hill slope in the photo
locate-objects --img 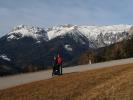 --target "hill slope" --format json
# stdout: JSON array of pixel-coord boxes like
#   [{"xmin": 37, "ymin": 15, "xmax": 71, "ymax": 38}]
[{"xmin": 0, "ymin": 63, "xmax": 133, "ymax": 100}]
